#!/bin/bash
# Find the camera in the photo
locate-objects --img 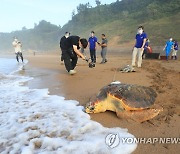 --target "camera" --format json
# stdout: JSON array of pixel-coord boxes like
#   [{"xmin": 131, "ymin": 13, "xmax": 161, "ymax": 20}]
[{"xmin": 89, "ymin": 62, "xmax": 95, "ymax": 68}]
